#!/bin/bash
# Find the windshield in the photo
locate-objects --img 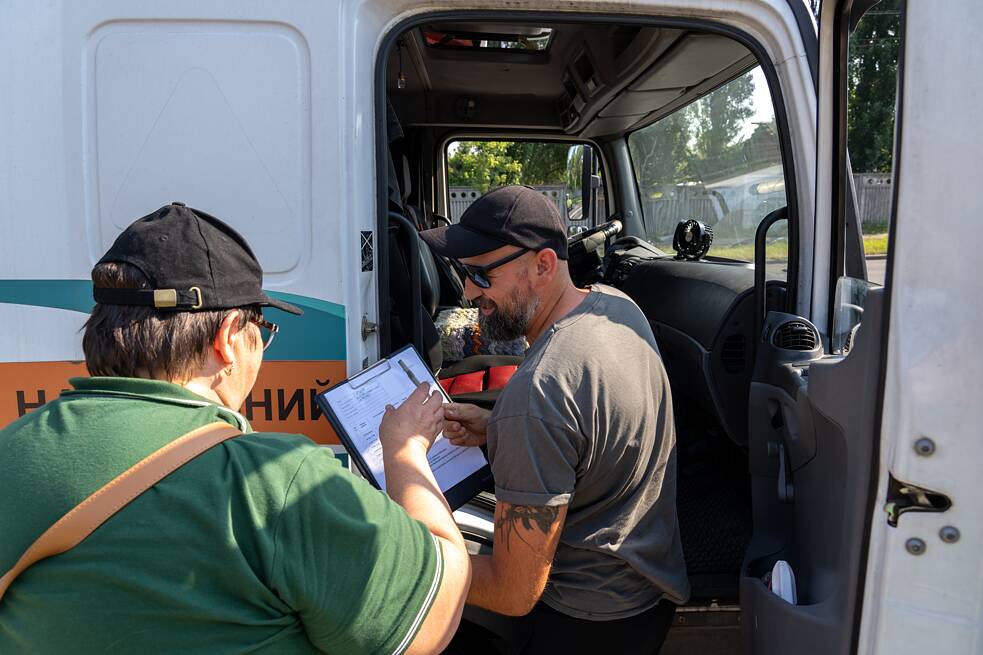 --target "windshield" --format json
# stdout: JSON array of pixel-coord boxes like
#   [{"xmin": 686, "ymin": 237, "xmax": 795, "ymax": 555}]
[{"xmin": 627, "ymin": 67, "xmax": 787, "ymax": 271}]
